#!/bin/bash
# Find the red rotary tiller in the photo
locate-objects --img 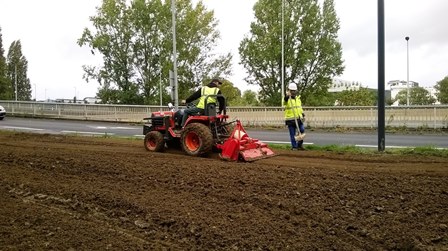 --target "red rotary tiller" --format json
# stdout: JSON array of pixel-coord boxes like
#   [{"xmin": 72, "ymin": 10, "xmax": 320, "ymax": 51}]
[{"xmin": 218, "ymin": 120, "xmax": 275, "ymax": 162}]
